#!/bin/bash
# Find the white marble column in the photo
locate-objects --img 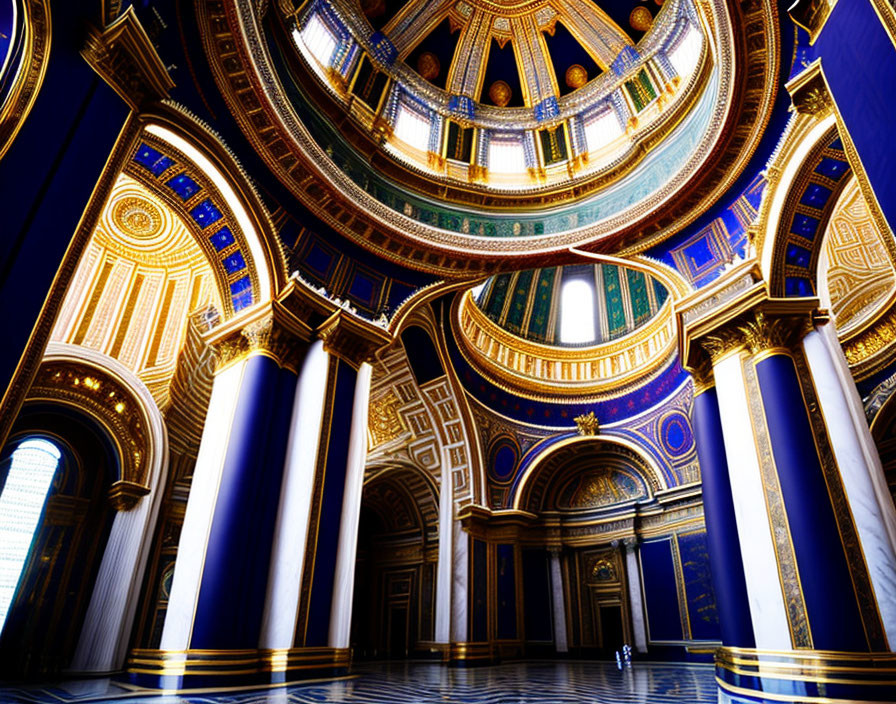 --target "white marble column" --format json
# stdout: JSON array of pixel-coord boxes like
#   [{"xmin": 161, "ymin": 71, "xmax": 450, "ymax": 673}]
[
  {"xmin": 160, "ymin": 359, "xmax": 248, "ymax": 651},
  {"xmin": 68, "ymin": 347, "xmax": 169, "ymax": 672},
  {"xmin": 450, "ymin": 520, "xmax": 469, "ymax": 643},
  {"xmin": 803, "ymin": 326, "xmax": 896, "ymax": 646},
  {"xmin": 259, "ymin": 340, "xmax": 328, "ymax": 649},
  {"xmin": 623, "ymin": 539, "xmax": 647, "ymax": 653},
  {"xmin": 434, "ymin": 451, "xmax": 454, "ymax": 644},
  {"xmin": 328, "ymin": 362, "xmax": 373, "ymax": 648},
  {"xmin": 713, "ymin": 351, "xmax": 792, "ymax": 650},
  {"xmin": 548, "ymin": 548, "xmax": 568, "ymax": 653}
]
